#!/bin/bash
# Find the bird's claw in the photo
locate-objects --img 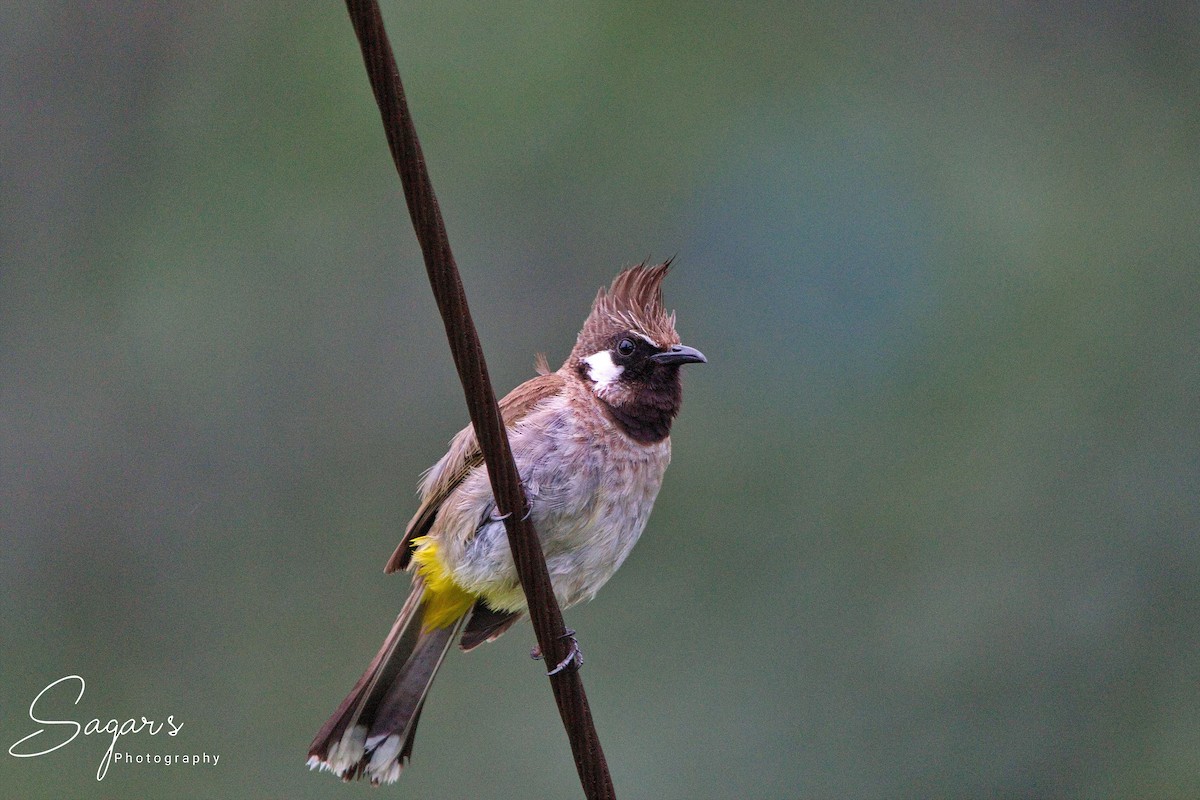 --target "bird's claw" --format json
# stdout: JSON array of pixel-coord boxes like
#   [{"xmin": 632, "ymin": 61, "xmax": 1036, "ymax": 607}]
[
  {"xmin": 531, "ymin": 629, "xmax": 583, "ymax": 676},
  {"xmin": 489, "ymin": 480, "xmax": 535, "ymax": 522}
]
